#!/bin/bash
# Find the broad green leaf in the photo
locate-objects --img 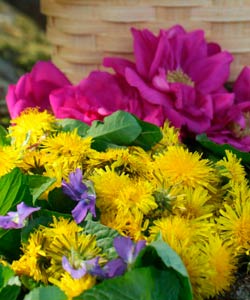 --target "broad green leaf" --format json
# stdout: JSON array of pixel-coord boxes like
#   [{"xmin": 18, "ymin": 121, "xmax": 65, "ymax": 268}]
[
  {"xmin": 135, "ymin": 236, "xmax": 193, "ymax": 300},
  {"xmin": 0, "ymin": 264, "xmax": 21, "ymax": 300},
  {"xmin": 196, "ymin": 134, "xmax": 250, "ymax": 164},
  {"xmin": 87, "ymin": 111, "xmax": 141, "ymax": 147},
  {"xmin": 57, "ymin": 118, "xmax": 89, "ymax": 137},
  {"xmin": 0, "ymin": 285, "xmax": 20, "ymax": 300},
  {"xmin": 0, "ymin": 229, "xmax": 21, "ymax": 260},
  {"xmin": 48, "ymin": 187, "xmax": 75, "ymax": 213},
  {"xmin": 0, "ymin": 264, "xmax": 14, "ymax": 290},
  {"xmin": 27, "ymin": 174, "xmax": 56, "ymax": 204},
  {"xmin": 76, "ymin": 266, "xmax": 181, "ymax": 300},
  {"xmin": 83, "ymin": 217, "xmax": 119, "ymax": 259},
  {"xmin": 132, "ymin": 117, "xmax": 163, "ymax": 150},
  {"xmin": 24, "ymin": 286, "xmax": 67, "ymax": 300},
  {"xmin": 0, "ymin": 125, "xmax": 10, "ymax": 146},
  {"xmin": 0, "ymin": 168, "xmax": 32, "ymax": 216}
]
